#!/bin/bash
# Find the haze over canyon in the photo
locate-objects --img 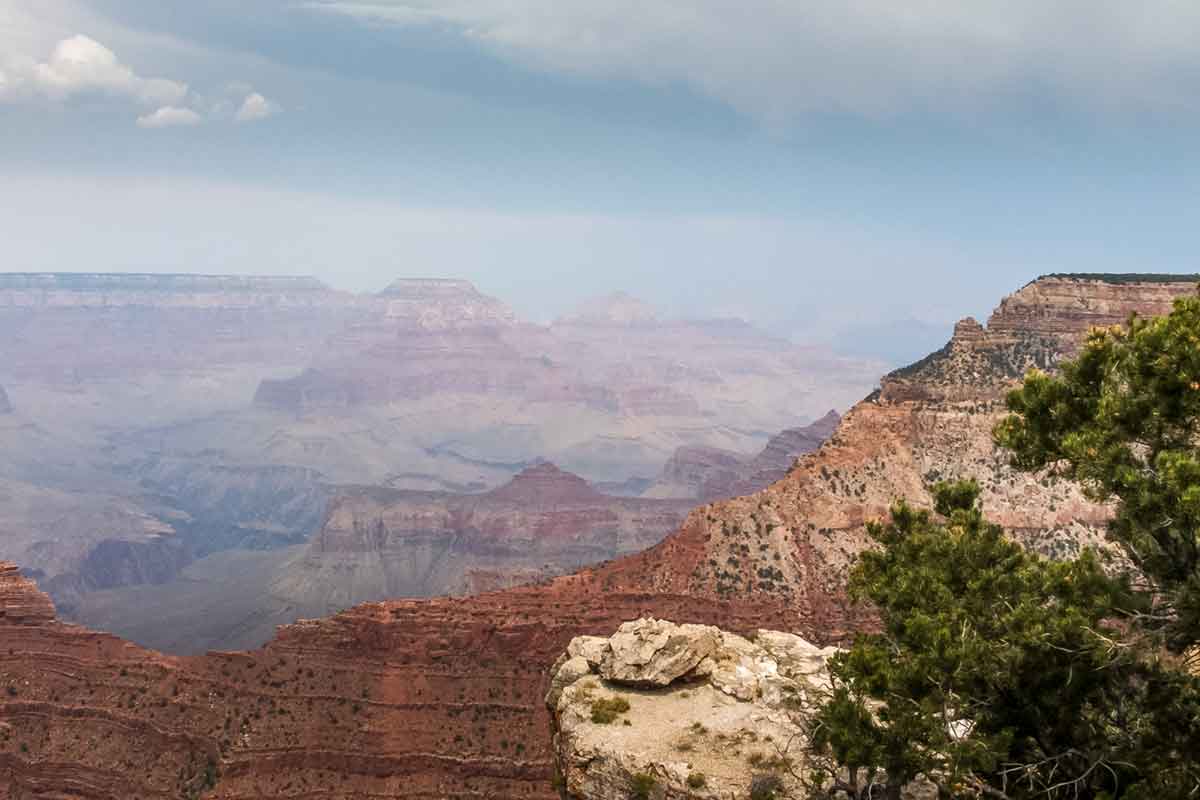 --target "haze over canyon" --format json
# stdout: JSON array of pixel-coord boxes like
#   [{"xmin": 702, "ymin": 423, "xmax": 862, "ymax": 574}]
[{"xmin": 0, "ymin": 273, "xmax": 864, "ymax": 651}]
